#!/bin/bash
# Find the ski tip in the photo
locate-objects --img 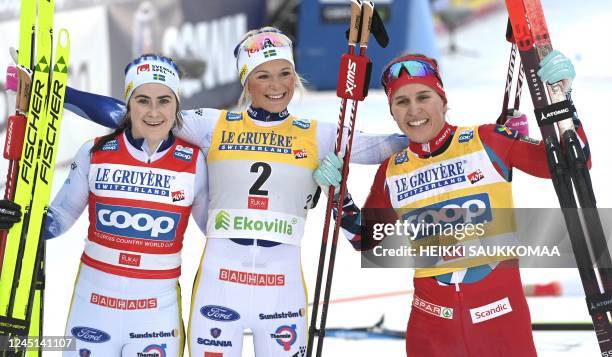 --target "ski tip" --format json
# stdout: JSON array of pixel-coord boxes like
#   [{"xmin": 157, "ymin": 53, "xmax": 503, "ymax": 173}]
[{"xmin": 58, "ymin": 29, "xmax": 70, "ymax": 48}]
